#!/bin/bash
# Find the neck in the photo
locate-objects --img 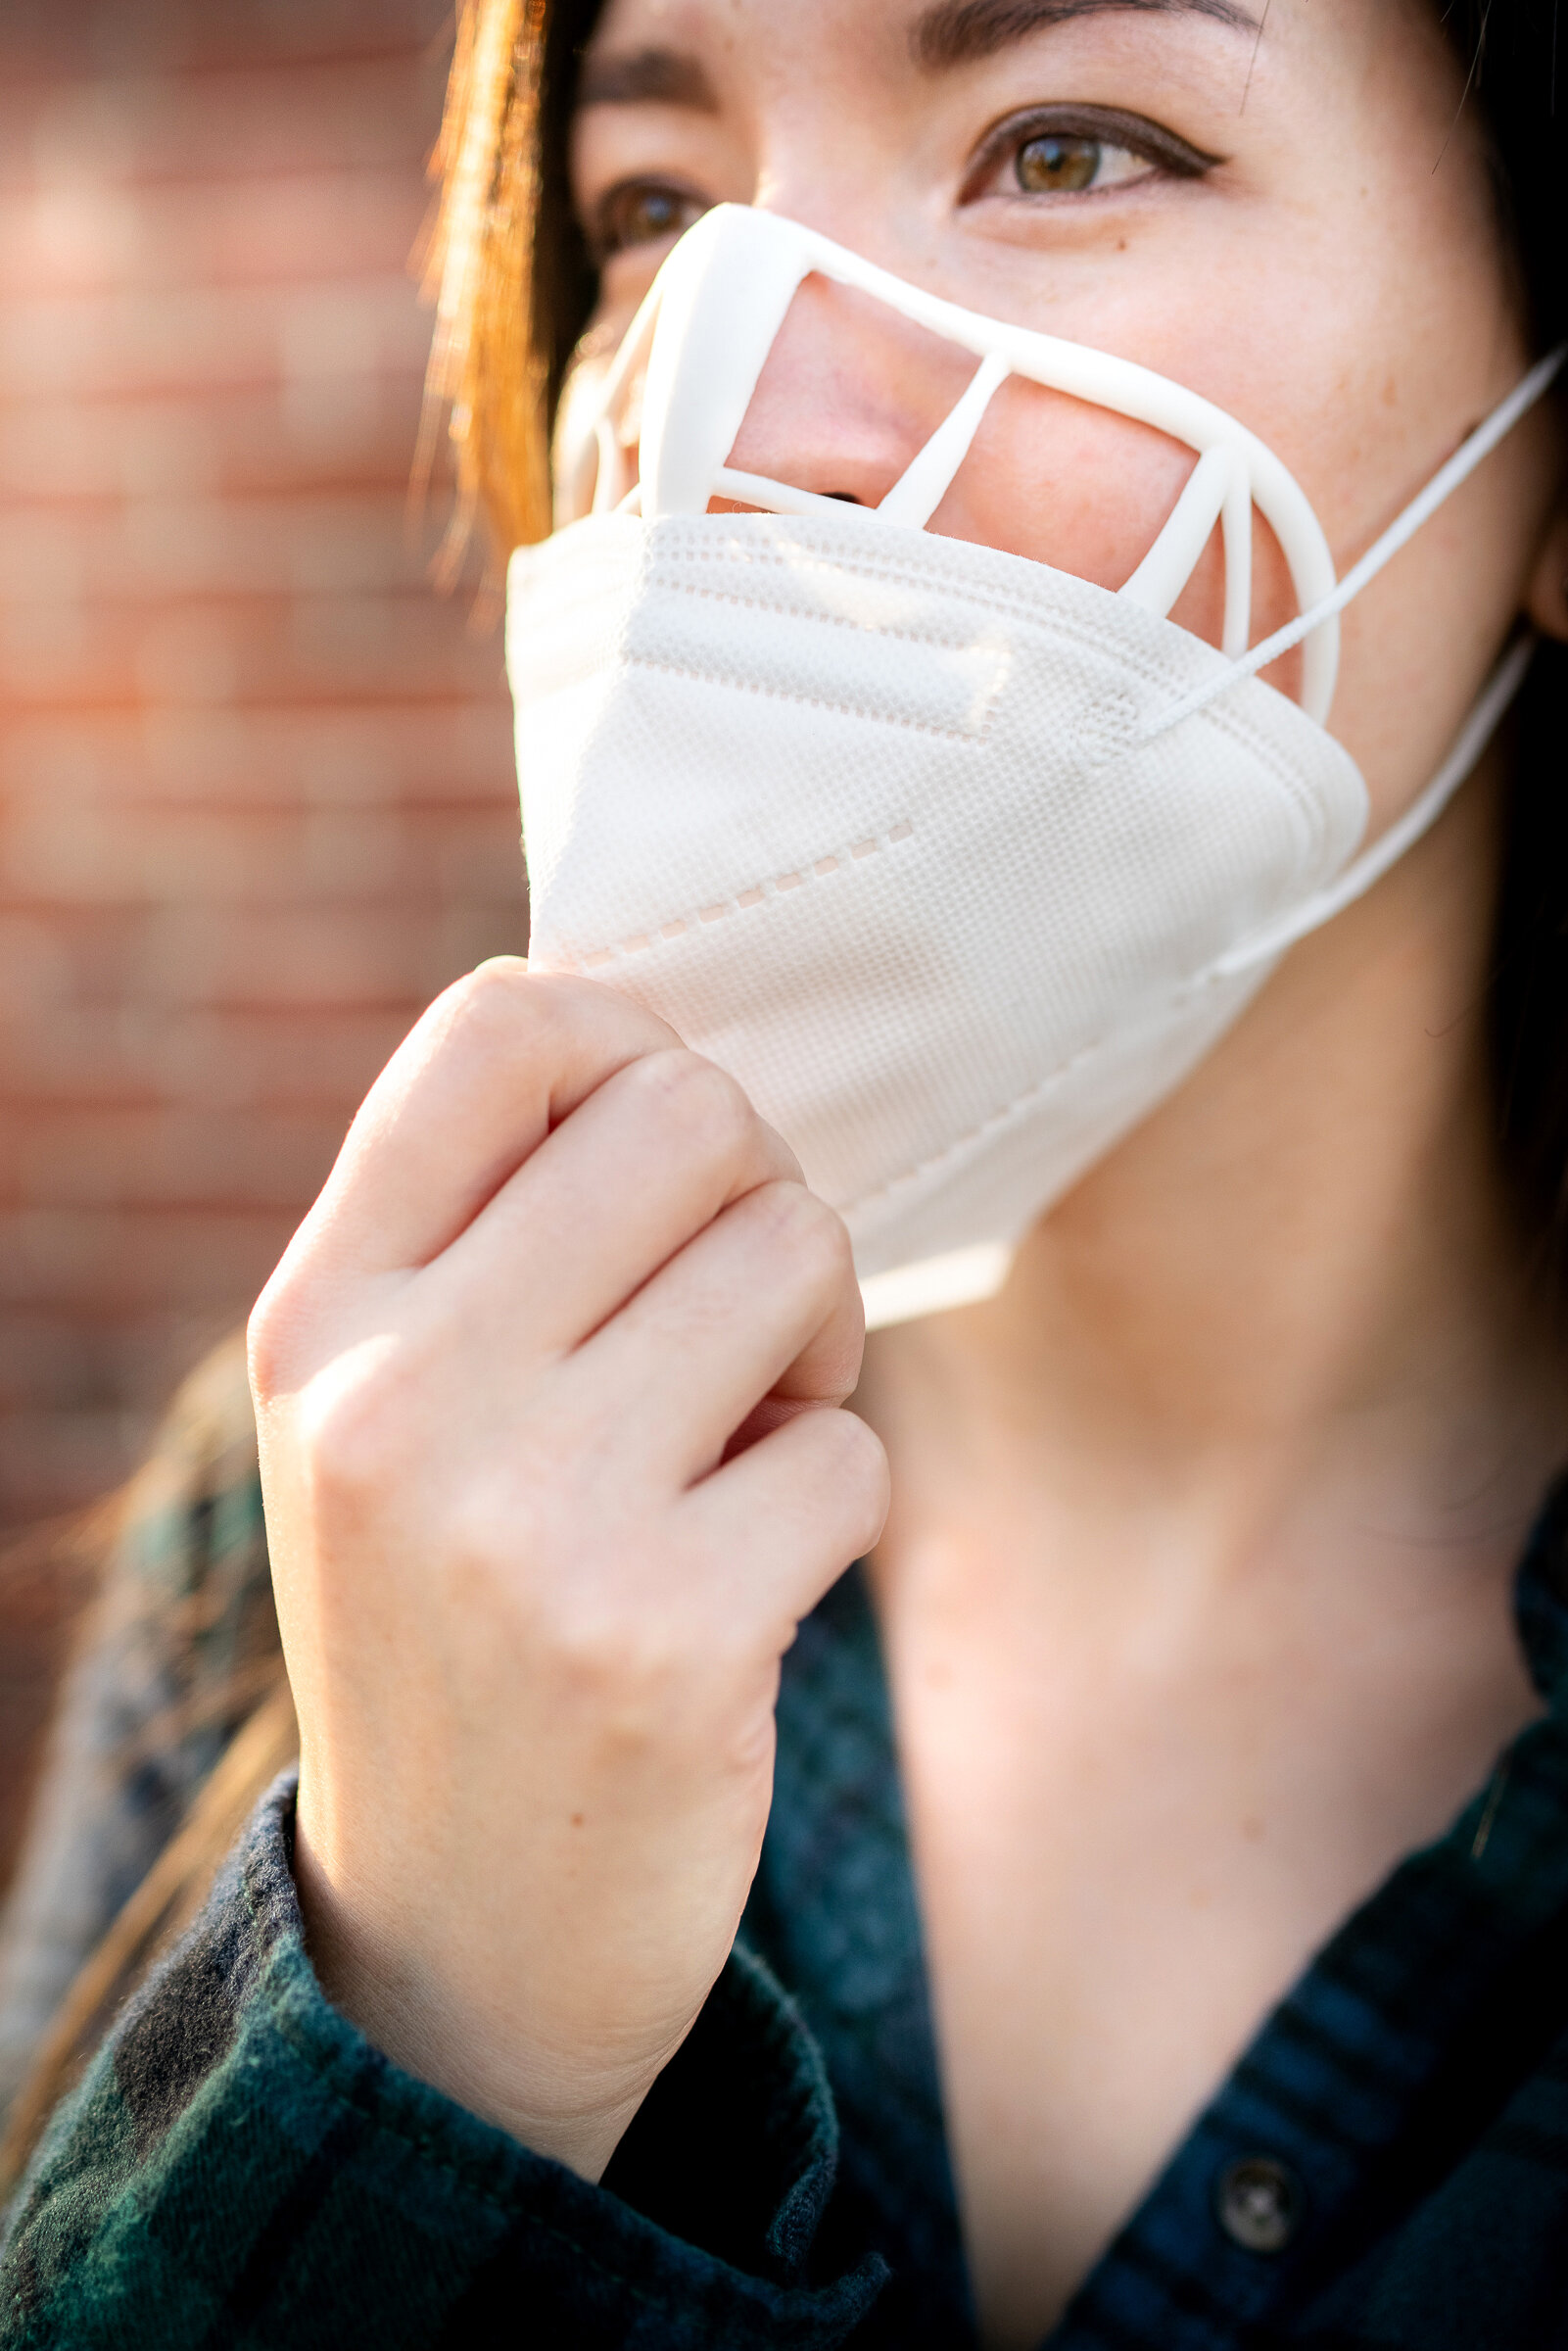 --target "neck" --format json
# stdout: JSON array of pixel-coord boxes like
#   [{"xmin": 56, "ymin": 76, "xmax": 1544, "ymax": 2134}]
[{"xmin": 856, "ymin": 755, "xmax": 1568, "ymax": 1591}]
